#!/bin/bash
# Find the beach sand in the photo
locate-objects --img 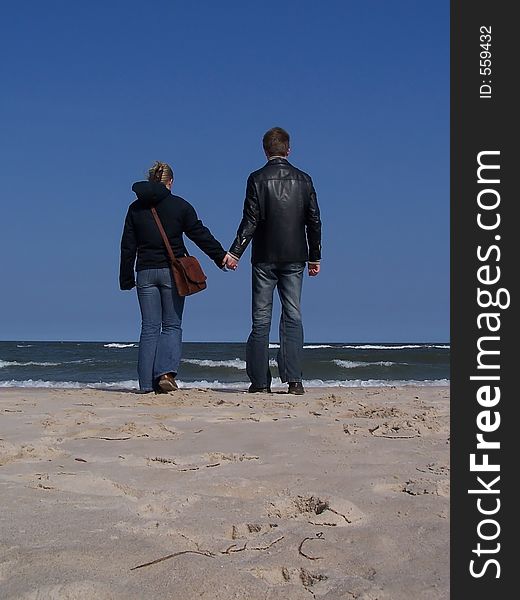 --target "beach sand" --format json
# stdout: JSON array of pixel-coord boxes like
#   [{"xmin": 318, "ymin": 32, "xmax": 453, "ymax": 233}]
[{"xmin": 0, "ymin": 386, "xmax": 449, "ymax": 599}]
